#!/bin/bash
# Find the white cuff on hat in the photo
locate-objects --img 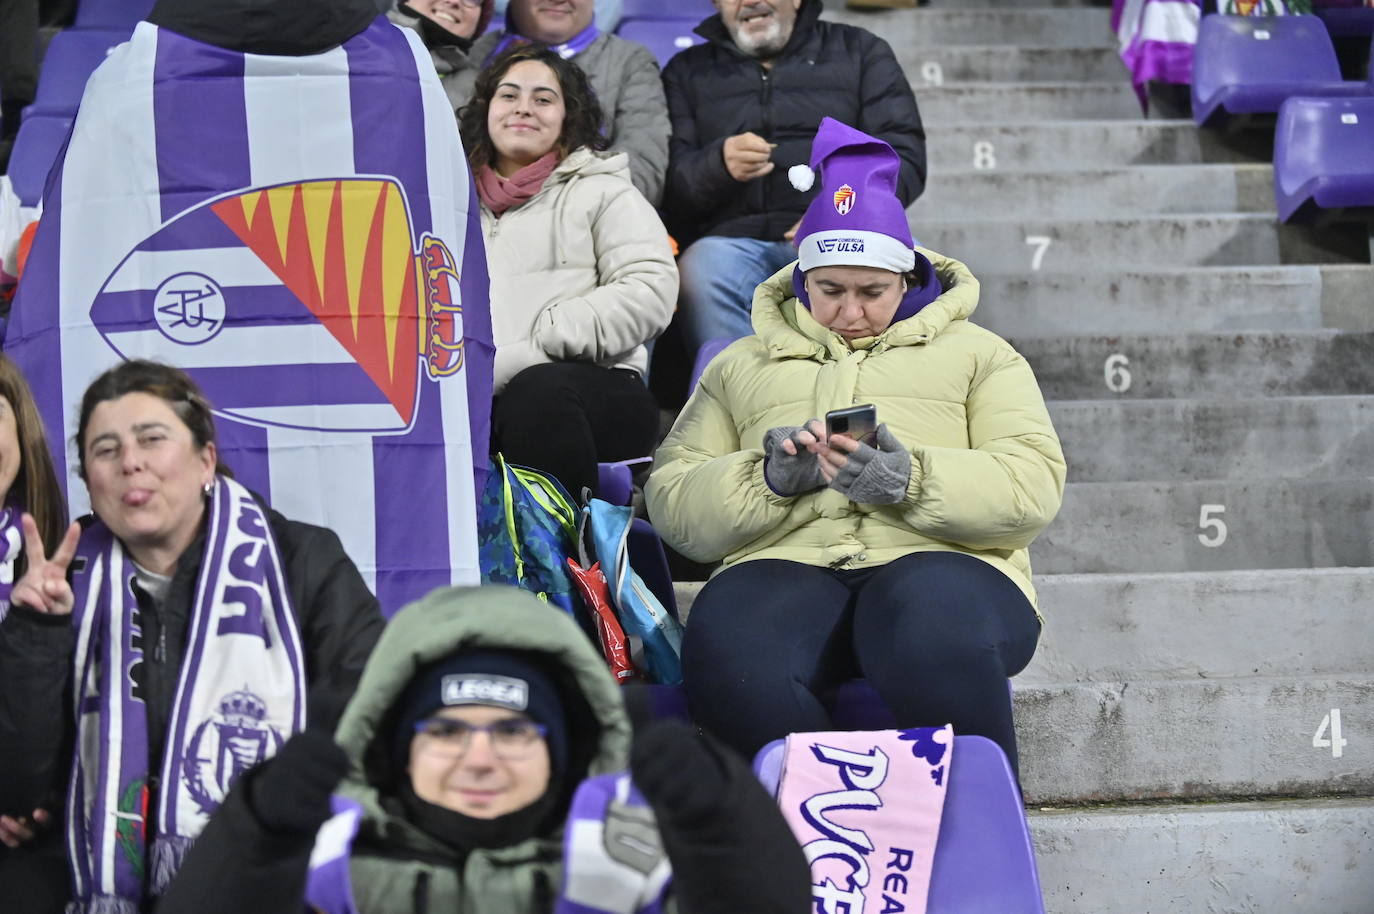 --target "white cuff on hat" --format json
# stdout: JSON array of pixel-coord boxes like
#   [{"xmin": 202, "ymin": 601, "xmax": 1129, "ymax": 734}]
[{"xmin": 797, "ymin": 230, "xmax": 917, "ymax": 274}]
